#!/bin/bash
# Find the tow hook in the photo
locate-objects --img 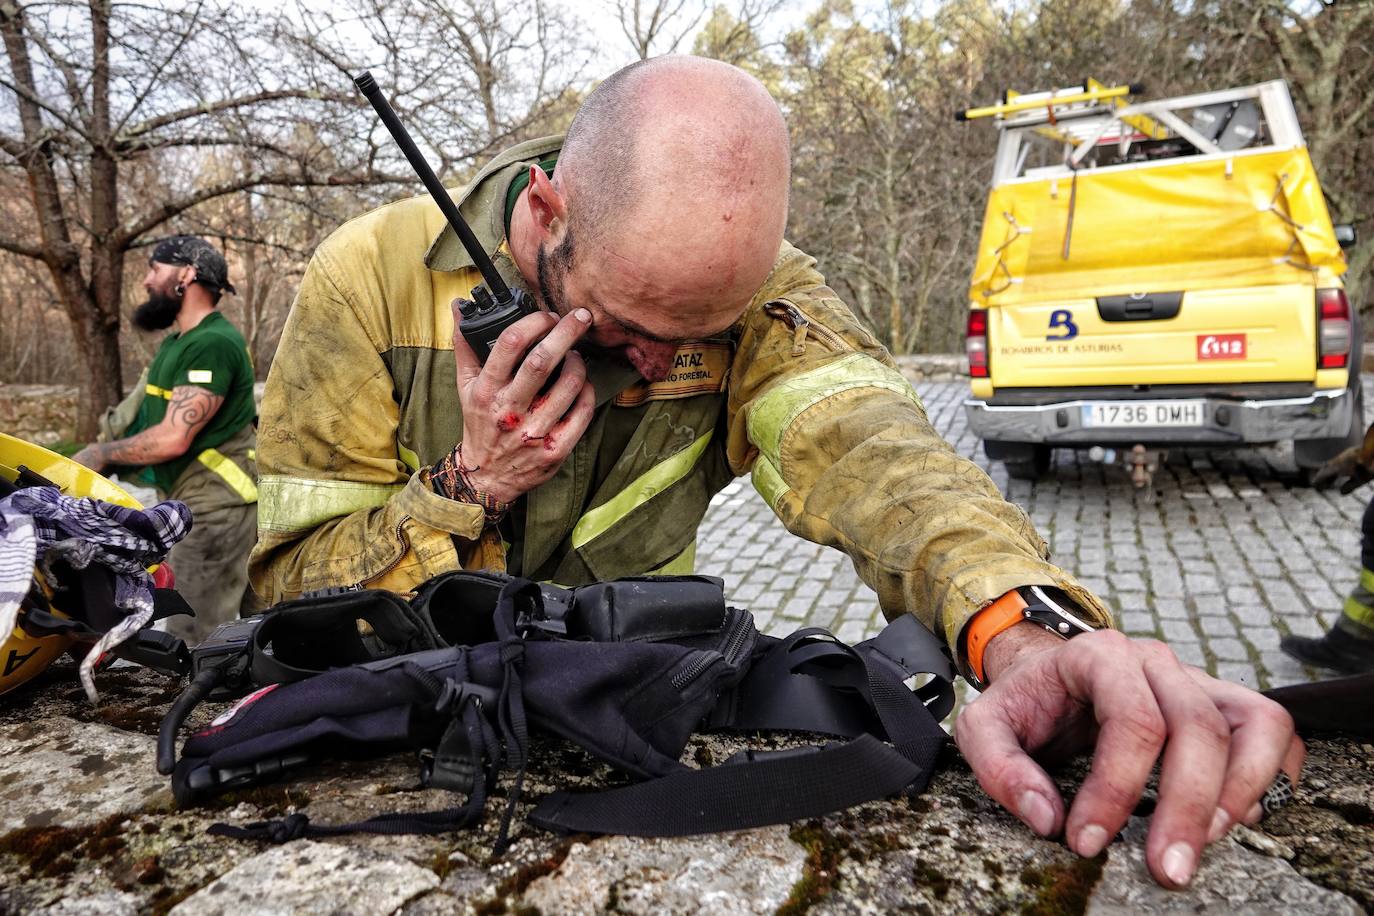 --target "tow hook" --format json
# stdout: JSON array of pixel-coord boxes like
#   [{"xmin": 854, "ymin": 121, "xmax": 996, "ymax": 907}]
[
  {"xmin": 1127, "ymin": 444, "xmax": 1157, "ymax": 490},
  {"xmin": 1086, "ymin": 444, "xmax": 1159, "ymax": 490}
]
